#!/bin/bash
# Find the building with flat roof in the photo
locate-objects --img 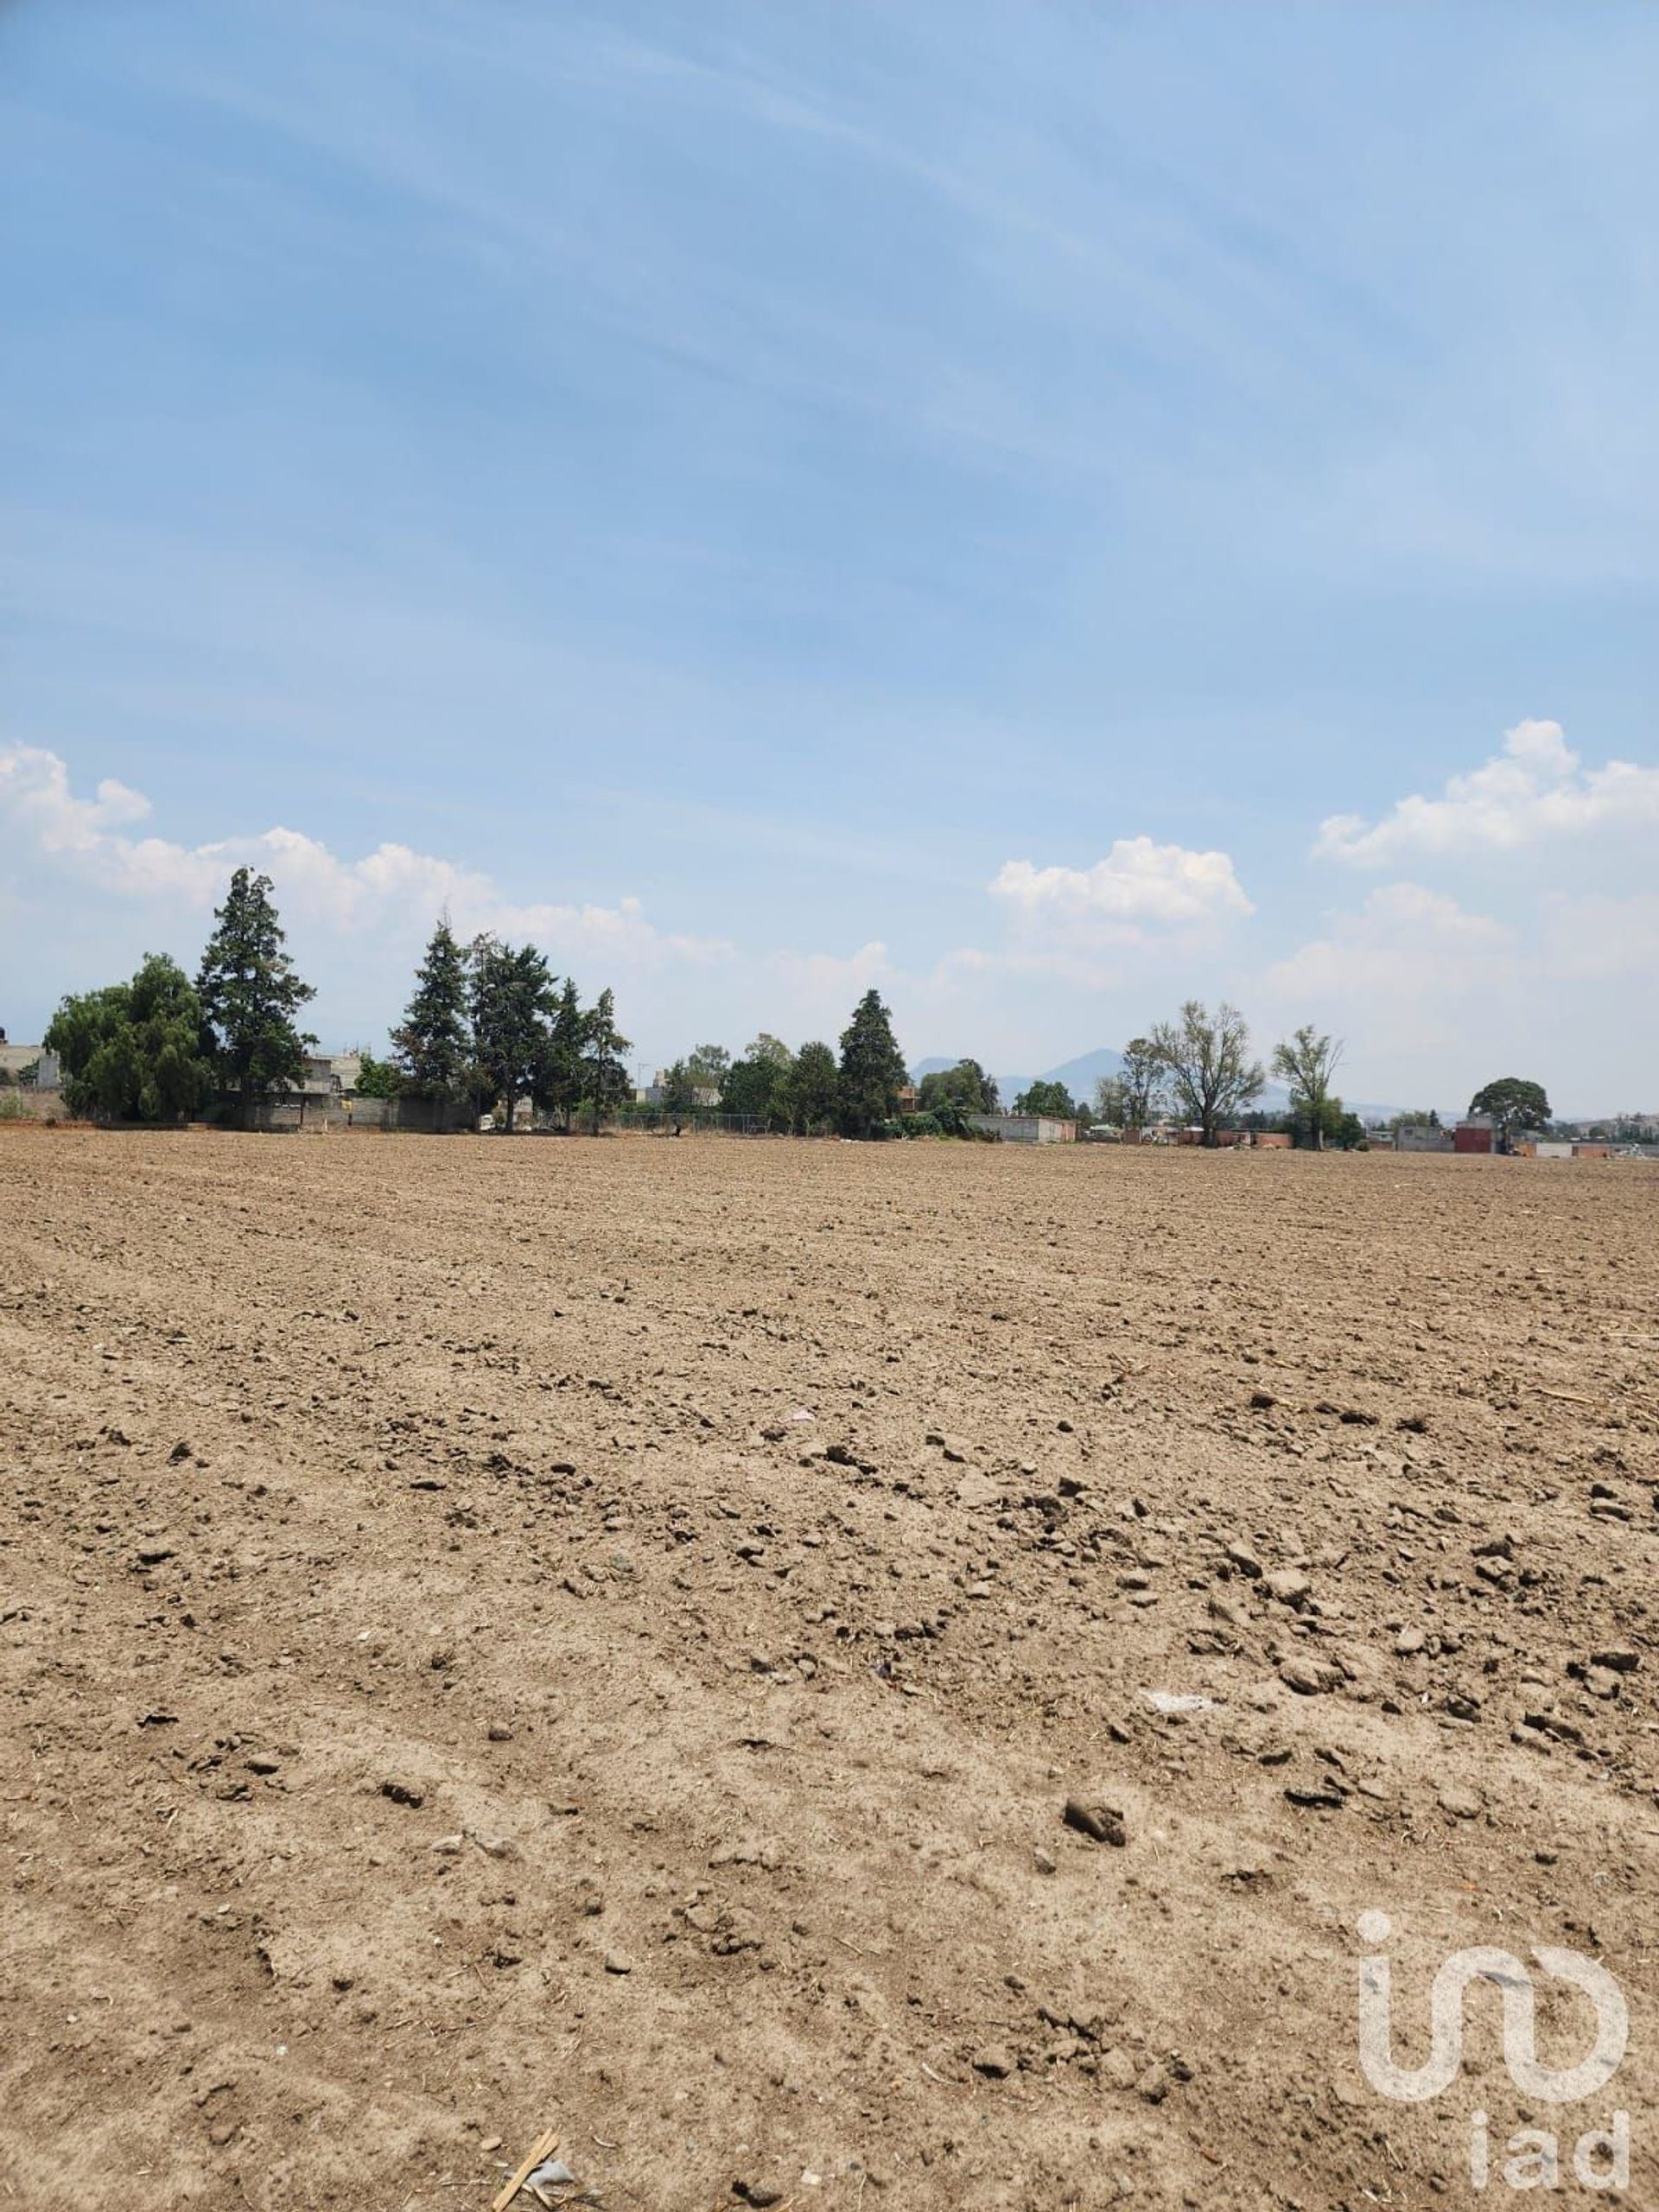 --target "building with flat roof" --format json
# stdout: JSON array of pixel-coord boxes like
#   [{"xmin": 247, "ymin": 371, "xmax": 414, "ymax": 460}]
[{"xmin": 967, "ymin": 1112, "xmax": 1077, "ymax": 1144}]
